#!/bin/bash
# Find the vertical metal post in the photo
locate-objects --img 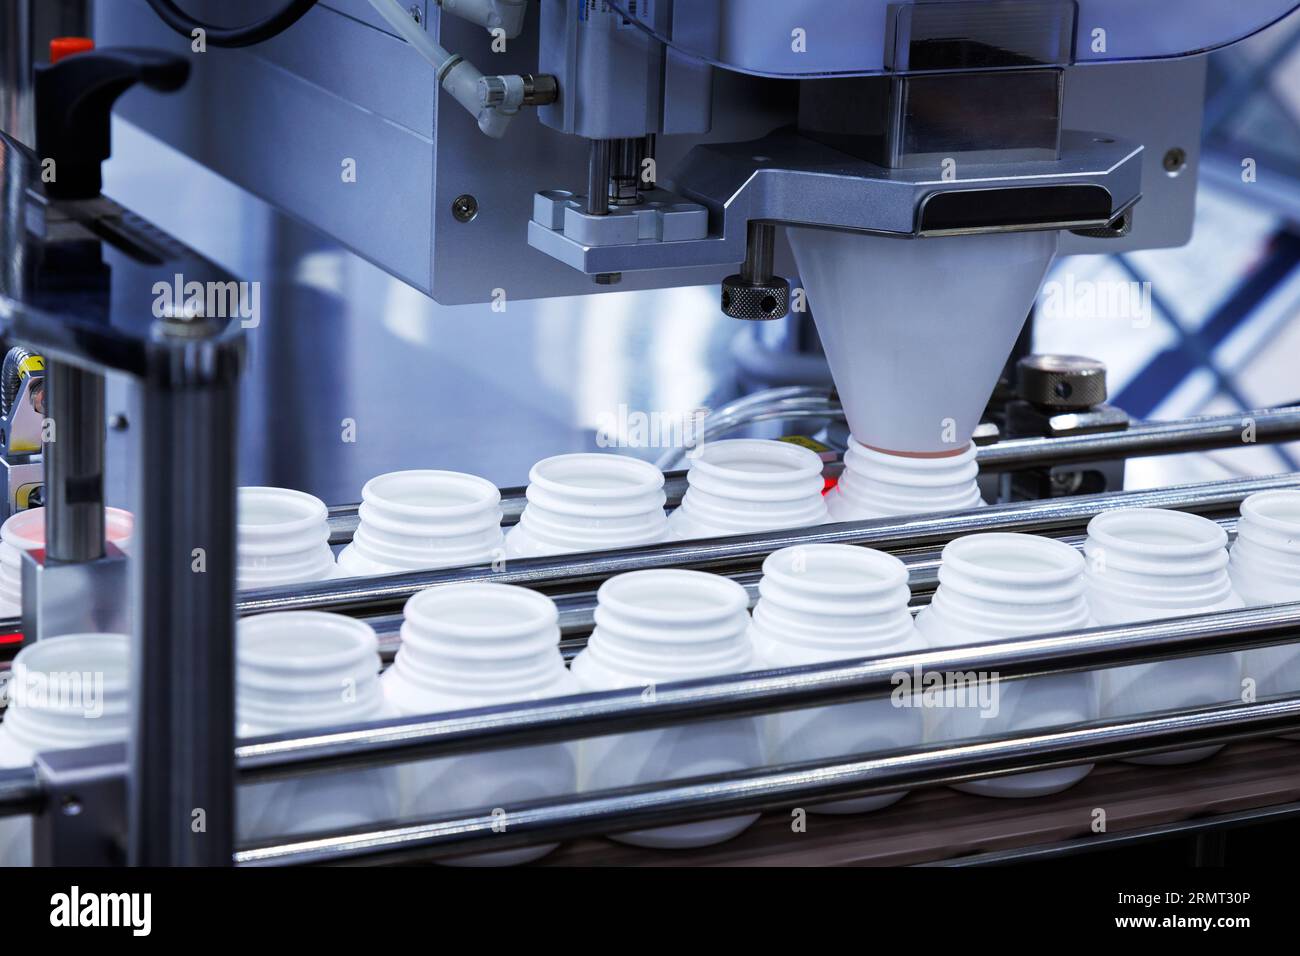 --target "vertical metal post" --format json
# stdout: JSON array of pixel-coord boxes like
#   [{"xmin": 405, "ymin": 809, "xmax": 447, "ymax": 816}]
[
  {"xmin": 0, "ymin": 0, "xmax": 95, "ymax": 146},
  {"xmin": 44, "ymin": 361, "xmax": 105, "ymax": 562},
  {"xmin": 129, "ymin": 317, "xmax": 242, "ymax": 866},
  {"xmin": 608, "ymin": 137, "xmax": 640, "ymax": 206},
  {"xmin": 0, "ymin": 0, "xmax": 34, "ymax": 144},
  {"xmin": 741, "ymin": 221, "xmax": 776, "ymax": 283},
  {"xmin": 586, "ymin": 138, "xmax": 611, "ymax": 215}
]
